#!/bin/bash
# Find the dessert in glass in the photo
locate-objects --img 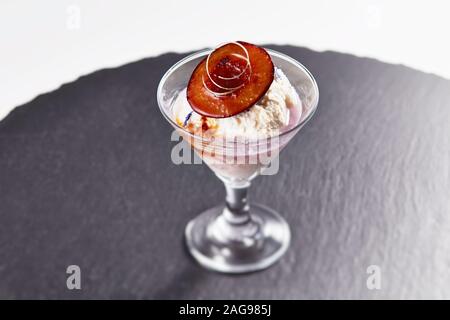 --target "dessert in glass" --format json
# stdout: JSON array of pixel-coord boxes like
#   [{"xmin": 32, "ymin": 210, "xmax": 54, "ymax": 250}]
[{"xmin": 157, "ymin": 42, "xmax": 319, "ymax": 273}]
